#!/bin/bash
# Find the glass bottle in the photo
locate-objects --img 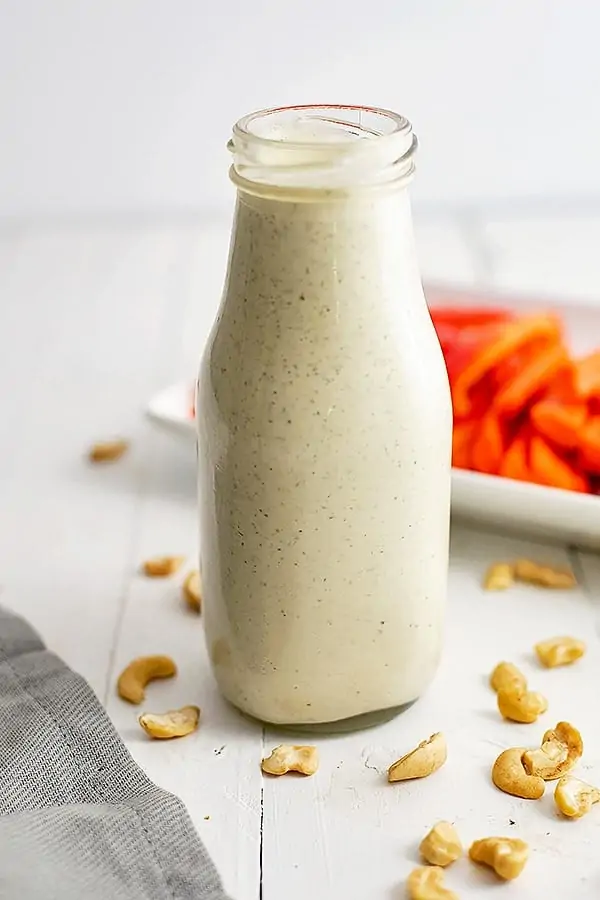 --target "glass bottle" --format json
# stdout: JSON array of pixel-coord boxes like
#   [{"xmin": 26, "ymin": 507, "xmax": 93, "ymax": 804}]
[{"xmin": 197, "ymin": 106, "xmax": 452, "ymax": 730}]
